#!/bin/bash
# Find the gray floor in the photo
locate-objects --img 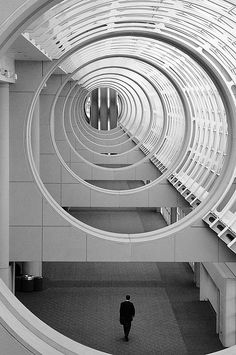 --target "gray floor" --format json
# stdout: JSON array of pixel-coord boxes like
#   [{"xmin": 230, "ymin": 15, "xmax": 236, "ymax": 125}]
[
  {"xmin": 95, "ymin": 163, "xmax": 161, "ymax": 180},
  {"xmin": 68, "ymin": 208, "xmax": 167, "ymax": 233},
  {"xmin": 86, "ymin": 180, "xmax": 145, "ymax": 190},
  {"xmin": 17, "ymin": 262, "xmax": 224, "ymax": 355}
]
